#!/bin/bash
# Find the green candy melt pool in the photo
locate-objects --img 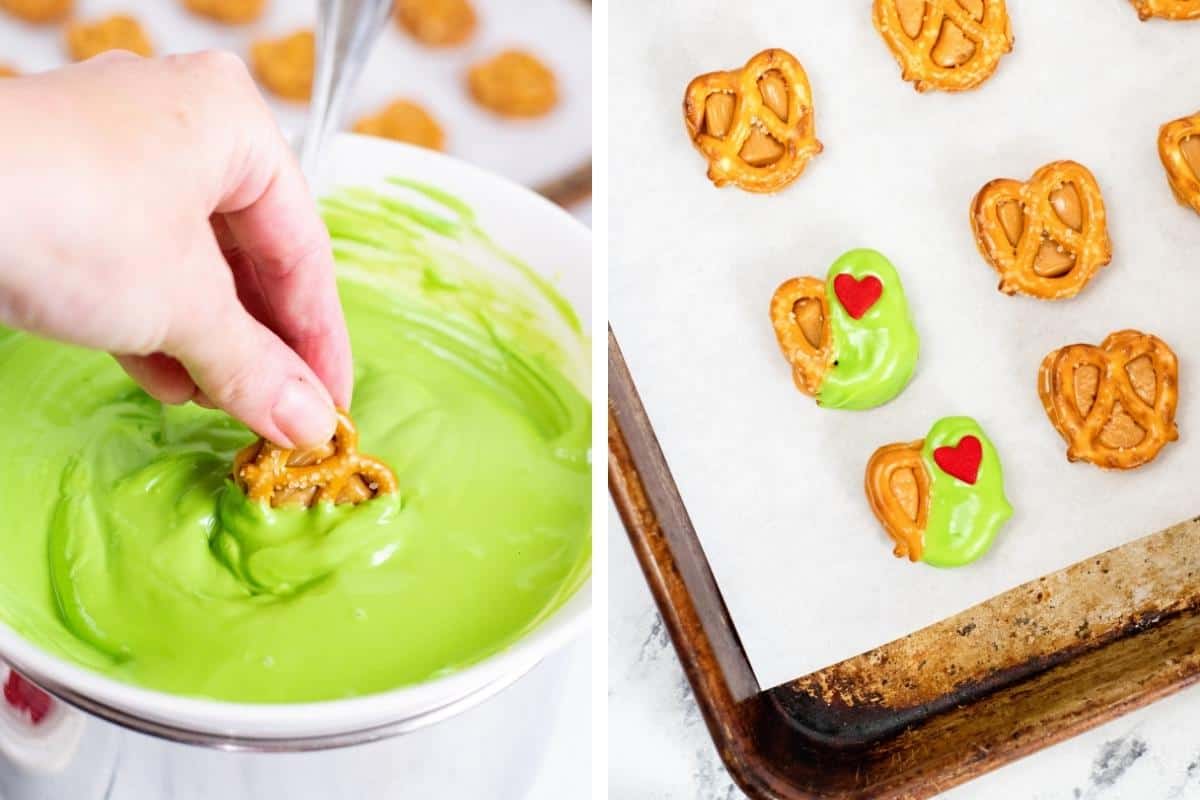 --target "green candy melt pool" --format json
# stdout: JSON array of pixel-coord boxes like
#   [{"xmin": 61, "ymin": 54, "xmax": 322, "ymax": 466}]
[
  {"xmin": 818, "ymin": 249, "xmax": 920, "ymax": 410},
  {"xmin": 0, "ymin": 181, "xmax": 591, "ymax": 703}
]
